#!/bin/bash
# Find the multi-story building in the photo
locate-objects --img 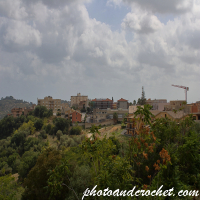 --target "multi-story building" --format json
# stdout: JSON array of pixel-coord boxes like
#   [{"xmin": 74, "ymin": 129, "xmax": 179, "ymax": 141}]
[
  {"xmin": 61, "ymin": 103, "xmax": 70, "ymax": 115},
  {"xmin": 126, "ymin": 116, "xmax": 136, "ymax": 135},
  {"xmin": 72, "ymin": 111, "xmax": 82, "ymax": 123},
  {"xmin": 70, "ymin": 93, "xmax": 88, "ymax": 107},
  {"xmin": 78, "ymin": 100, "xmax": 87, "ymax": 110},
  {"xmin": 150, "ymin": 110, "xmax": 189, "ymax": 122},
  {"xmin": 65, "ymin": 109, "xmax": 82, "ymax": 123},
  {"xmin": 146, "ymin": 99, "xmax": 168, "ymax": 111},
  {"xmin": 23, "ymin": 104, "xmax": 36, "ymax": 116},
  {"xmin": 117, "ymin": 98, "xmax": 128, "ymax": 109},
  {"xmin": 92, "ymin": 108, "xmax": 128, "ymax": 123},
  {"xmin": 37, "ymin": 96, "xmax": 61, "ymax": 114},
  {"xmin": 91, "ymin": 98, "xmax": 113, "ymax": 109},
  {"xmin": 92, "ymin": 108, "xmax": 108, "ymax": 123},
  {"xmin": 164, "ymin": 100, "xmax": 191, "ymax": 113},
  {"xmin": 11, "ymin": 108, "xmax": 24, "ymax": 117},
  {"xmin": 191, "ymin": 101, "xmax": 200, "ymax": 120},
  {"xmin": 191, "ymin": 101, "xmax": 200, "ymax": 113}
]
